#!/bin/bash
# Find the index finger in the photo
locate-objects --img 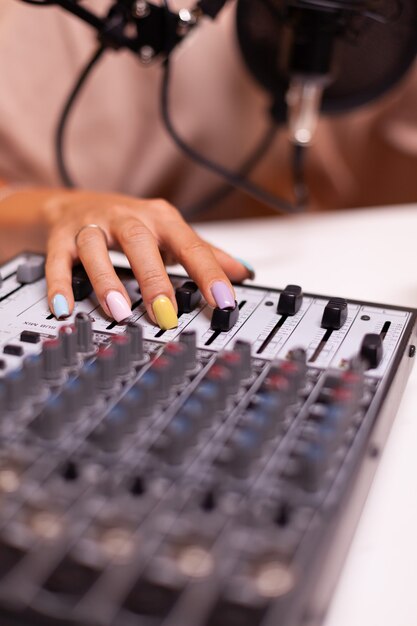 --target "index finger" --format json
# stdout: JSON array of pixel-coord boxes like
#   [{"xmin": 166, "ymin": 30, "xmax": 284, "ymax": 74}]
[{"xmin": 157, "ymin": 218, "xmax": 236, "ymax": 310}]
